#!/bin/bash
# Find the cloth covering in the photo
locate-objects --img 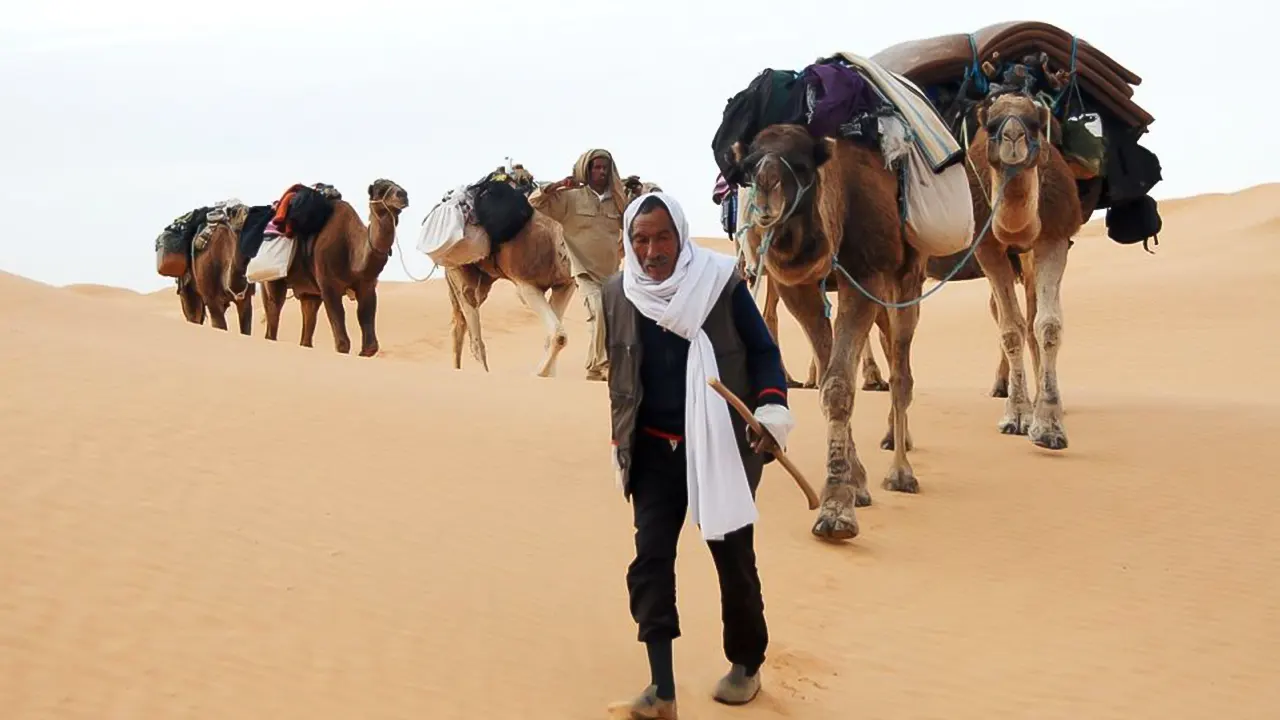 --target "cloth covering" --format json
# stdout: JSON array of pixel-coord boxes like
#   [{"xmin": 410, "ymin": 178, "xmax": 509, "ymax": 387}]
[{"xmin": 621, "ymin": 192, "xmax": 758, "ymax": 540}]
